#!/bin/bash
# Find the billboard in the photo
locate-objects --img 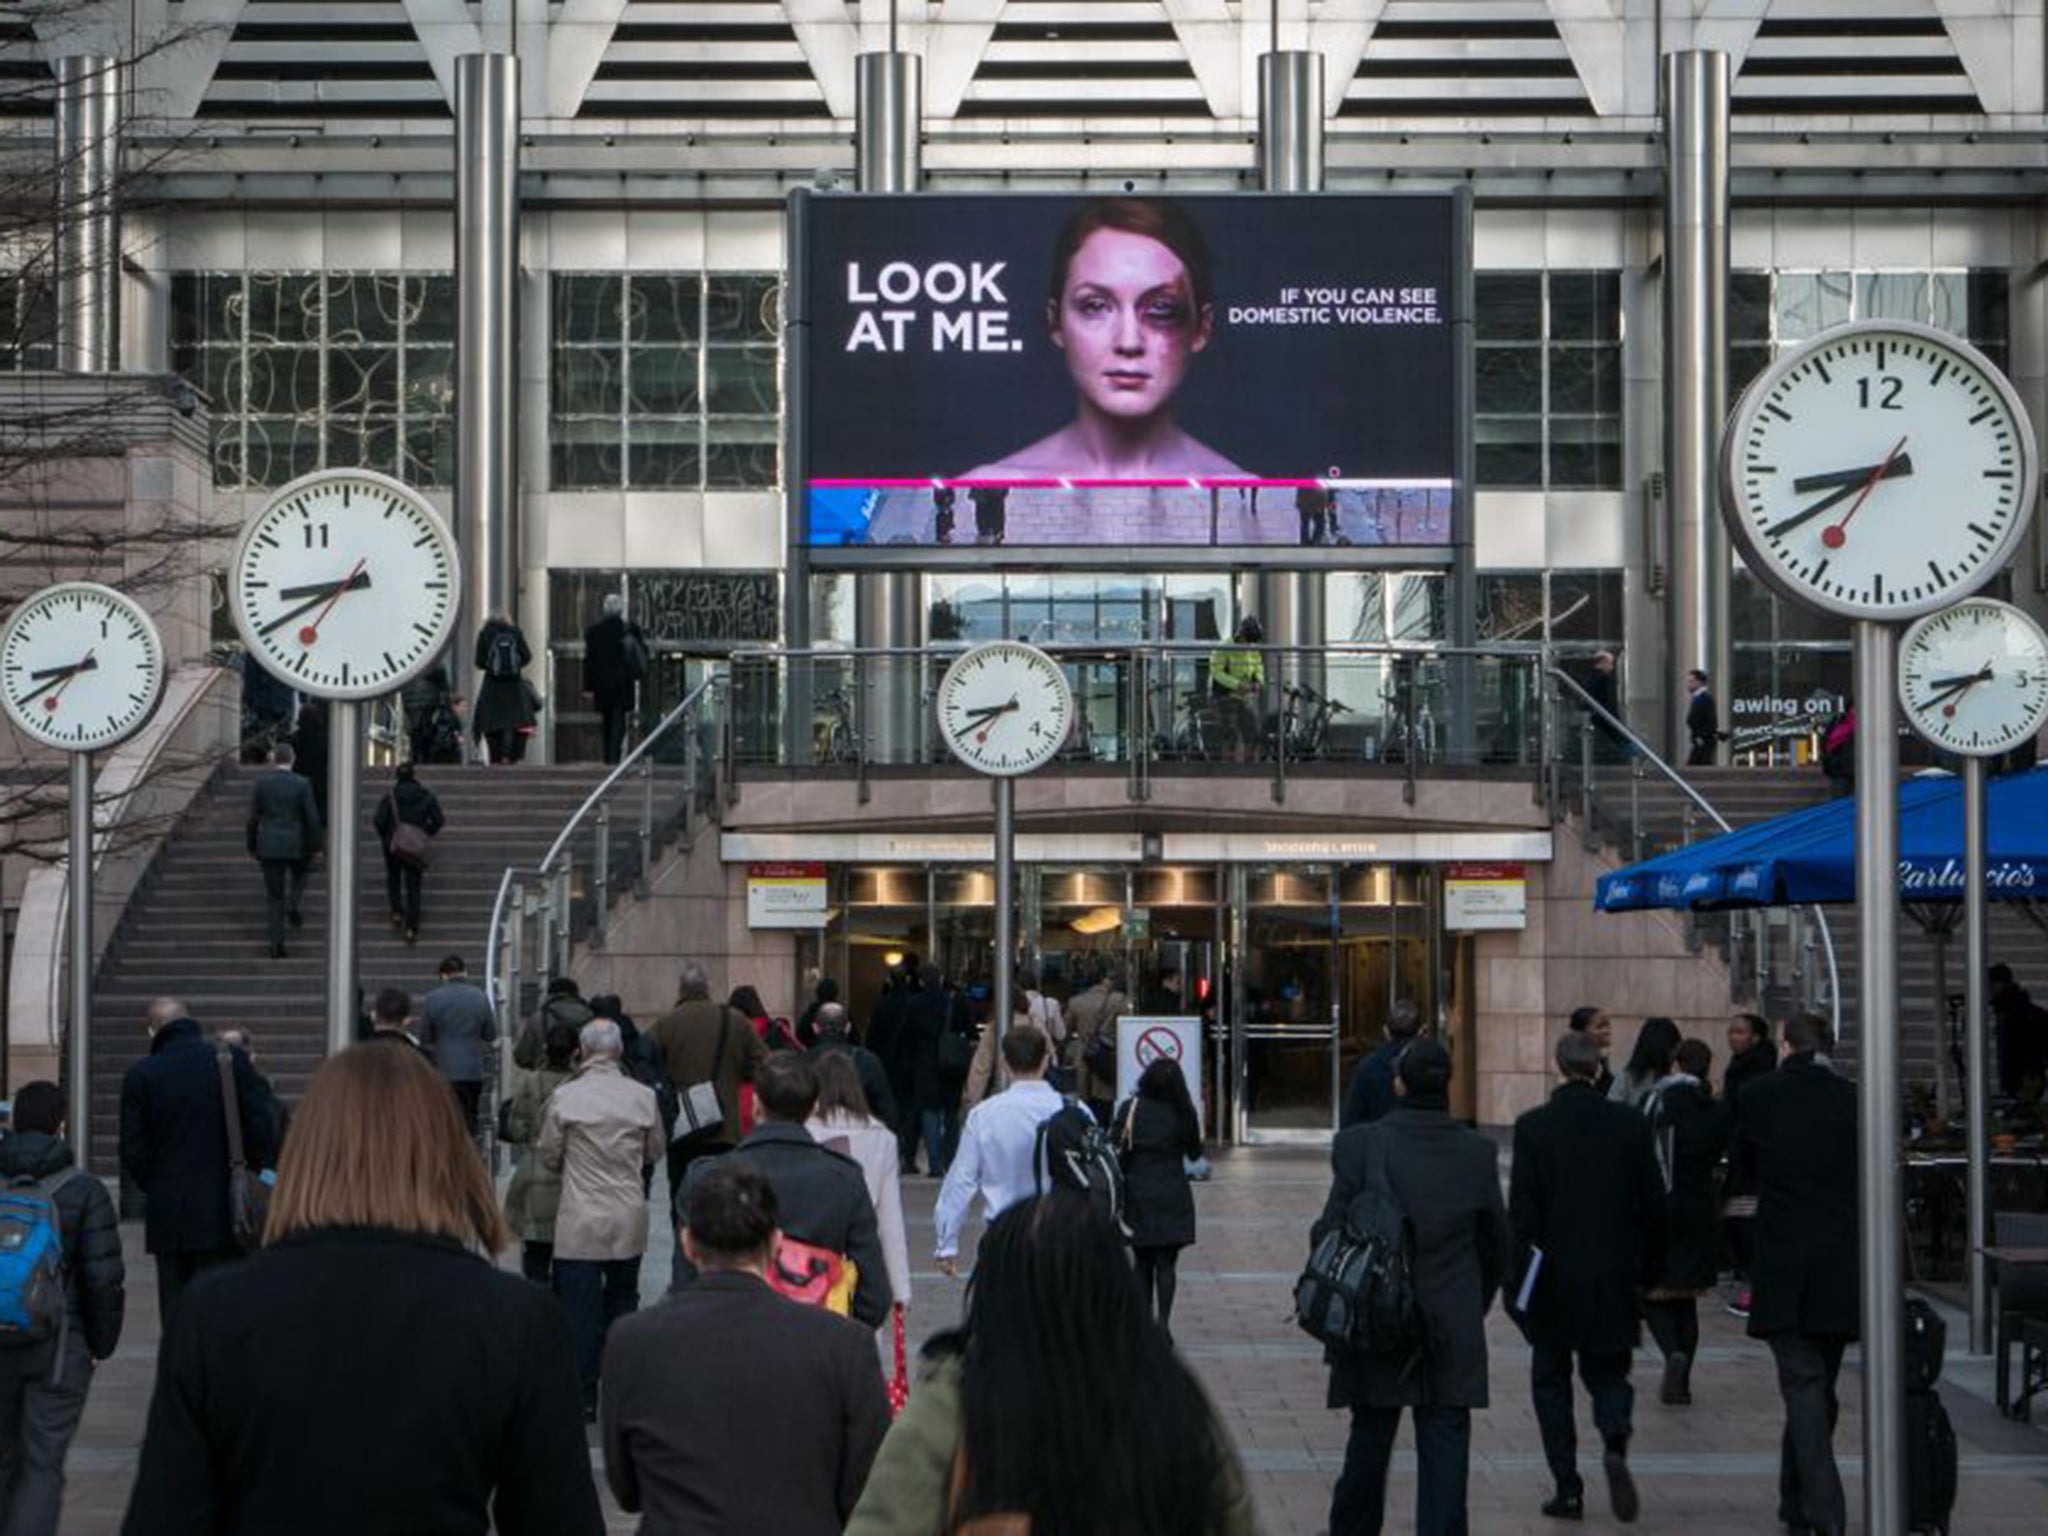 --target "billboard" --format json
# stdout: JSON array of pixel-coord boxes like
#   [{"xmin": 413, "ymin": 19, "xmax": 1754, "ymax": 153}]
[{"xmin": 790, "ymin": 191, "xmax": 1466, "ymax": 557}]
